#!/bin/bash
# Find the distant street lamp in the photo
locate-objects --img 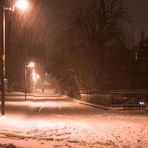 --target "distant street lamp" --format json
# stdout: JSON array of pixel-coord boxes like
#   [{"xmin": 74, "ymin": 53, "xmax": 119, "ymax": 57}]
[
  {"xmin": 1, "ymin": 0, "xmax": 29, "ymax": 115},
  {"xmin": 31, "ymin": 69, "xmax": 40, "ymax": 92},
  {"xmin": 24, "ymin": 62, "xmax": 35, "ymax": 101}
]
